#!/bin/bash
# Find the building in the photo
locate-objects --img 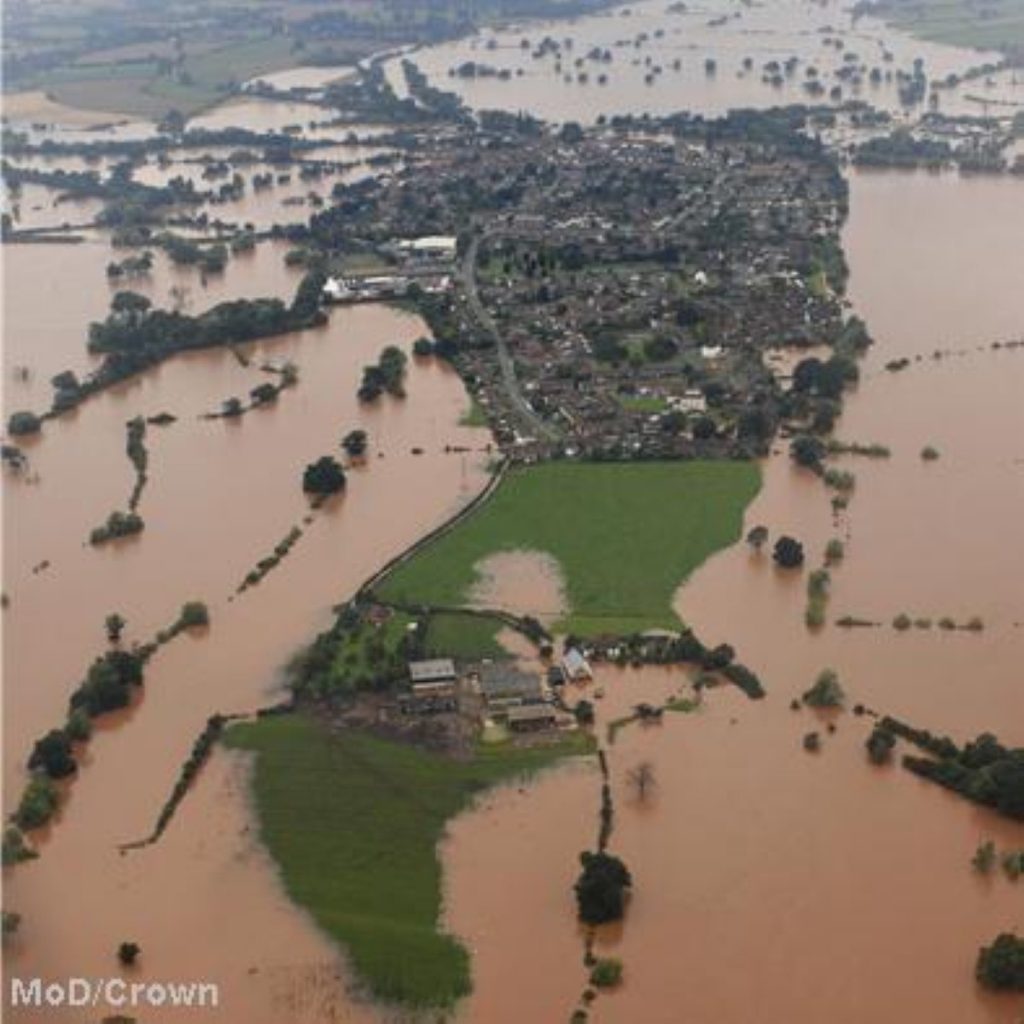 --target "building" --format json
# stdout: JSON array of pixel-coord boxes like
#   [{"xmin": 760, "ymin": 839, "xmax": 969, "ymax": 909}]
[
  {"xmin": 397, "ymin": 235, "xmax": 458, "ymax": 261},
  {"xmin": 409, "ymin": 659, "xmax": 457, "ymax": 687},
  {"xmin": 562, "ymin": 647, "xmax": 593, "ymax": 681},
  {"xmin": 507, "ymin": 704, "xmax": 558, "ymax": 732},
  {"xmin": 477, "ymin": 663, "xmax": 544, "ymax": 711}
]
